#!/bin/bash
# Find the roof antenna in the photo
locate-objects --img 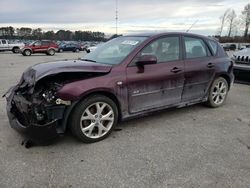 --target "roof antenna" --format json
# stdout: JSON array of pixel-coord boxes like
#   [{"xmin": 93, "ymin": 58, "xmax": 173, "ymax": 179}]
[
  {"xmin": 115, "ymin": 0, "xmax": 118, "ymax": 35},
  {"xmin": 186, "ymin": 19, "xmax": 199, "ymax": 33}
]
